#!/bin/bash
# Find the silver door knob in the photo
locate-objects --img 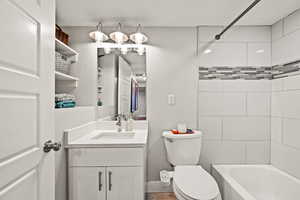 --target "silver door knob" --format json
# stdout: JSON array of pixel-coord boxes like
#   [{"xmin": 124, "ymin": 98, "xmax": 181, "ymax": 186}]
[{"xmin": 43, "ymin": 140, "xmax": 61, "ymax": 153}]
